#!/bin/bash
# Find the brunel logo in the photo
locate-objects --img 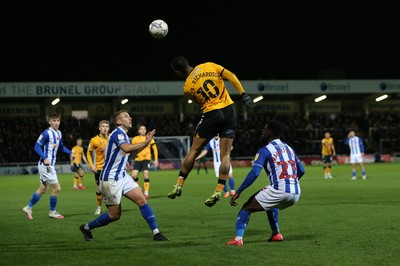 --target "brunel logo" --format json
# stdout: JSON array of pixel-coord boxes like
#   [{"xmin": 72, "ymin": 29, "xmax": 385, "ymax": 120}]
[
  {"xmin": 320, "ymin": 82, "xmax": 350, "ymax": 91},
  {"xmin": 379, "ymin": 82, "xmax": 400, "ymax": 91}
]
